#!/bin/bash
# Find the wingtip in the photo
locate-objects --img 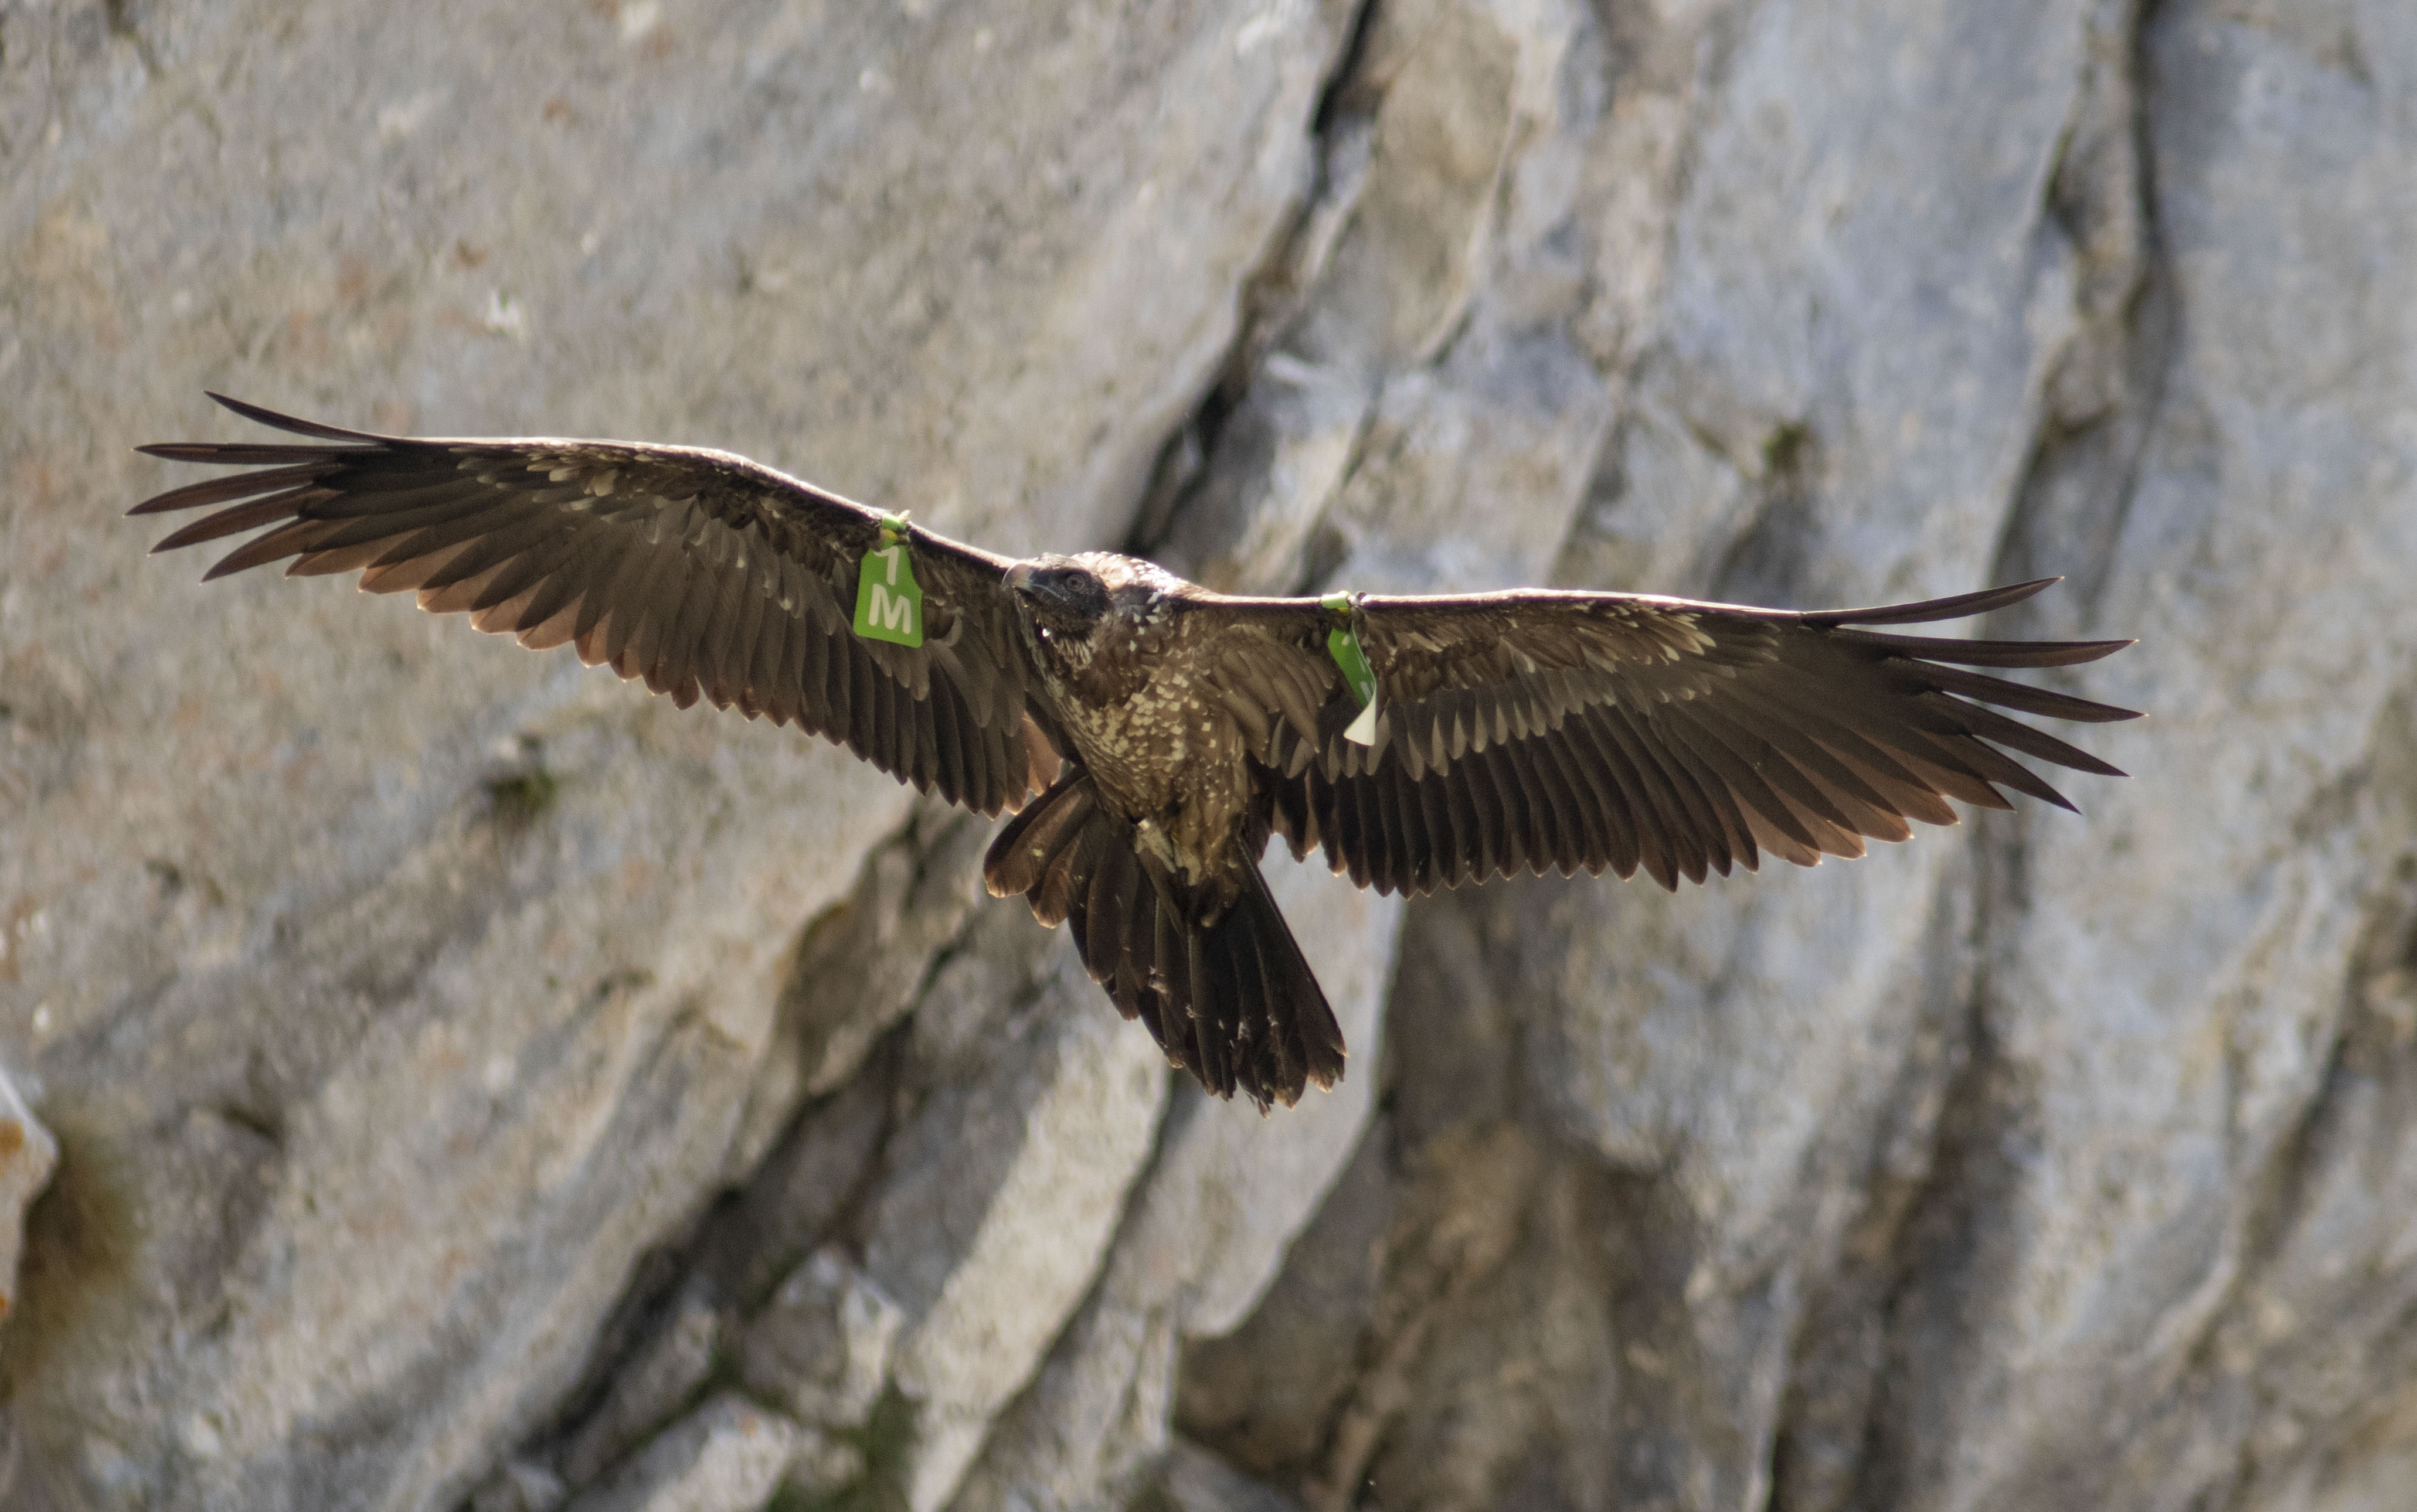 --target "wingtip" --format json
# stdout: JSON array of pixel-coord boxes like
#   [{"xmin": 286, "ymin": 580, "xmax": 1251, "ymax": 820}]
[
  {"xmin": 1989, "ymin": 575, "xmax": 2063, "ymax": 604},
  {"xmin": 203, "ymin": 391, "xmax": 389, "ymax": 442},
  {"xmin": 208, "ymin": 391, "xmax": 290, "ymax": 428},
  {"xmin": 203, "ymin": 390, "xmax": 277, "ymax": 423},
  {"xmin": 204, "ymin": 390, "xmax": 280, "ymax": 427},
  {"xmin": 2055, "ymin": 638, "xmax": 2138, "ymax": 666},
  {"xmin": 127, "ymin": 479, "xmax": 208, "ymax": 516},
  {"xmin": 136, "ymin": 441, "xmax": 228, "ymax": 464},
  {"xmin": 1803, "ymin": 577, "xmax": 2073, "ymax": 628}
]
